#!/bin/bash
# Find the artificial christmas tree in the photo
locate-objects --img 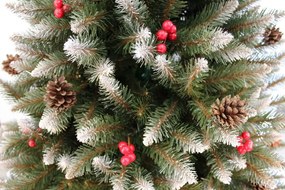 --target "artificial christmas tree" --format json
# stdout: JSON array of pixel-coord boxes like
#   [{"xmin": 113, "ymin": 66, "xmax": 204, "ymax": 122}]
[{"xmin": 1, "ymin": 0, "xmax": 285, "ymax": 189}]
